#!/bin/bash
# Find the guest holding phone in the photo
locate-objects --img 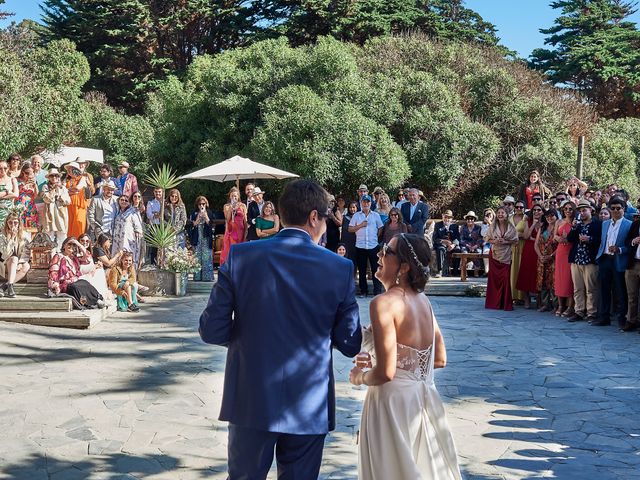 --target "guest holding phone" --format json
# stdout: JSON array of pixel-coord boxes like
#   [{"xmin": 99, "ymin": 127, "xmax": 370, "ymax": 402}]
[
  {"xmin": 187, "ymin": 196, "xmax": 215, "ymax": 281},
  {"xmin": 220, "ymin": 187, "xmax": 247, "ymax": 265}
]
